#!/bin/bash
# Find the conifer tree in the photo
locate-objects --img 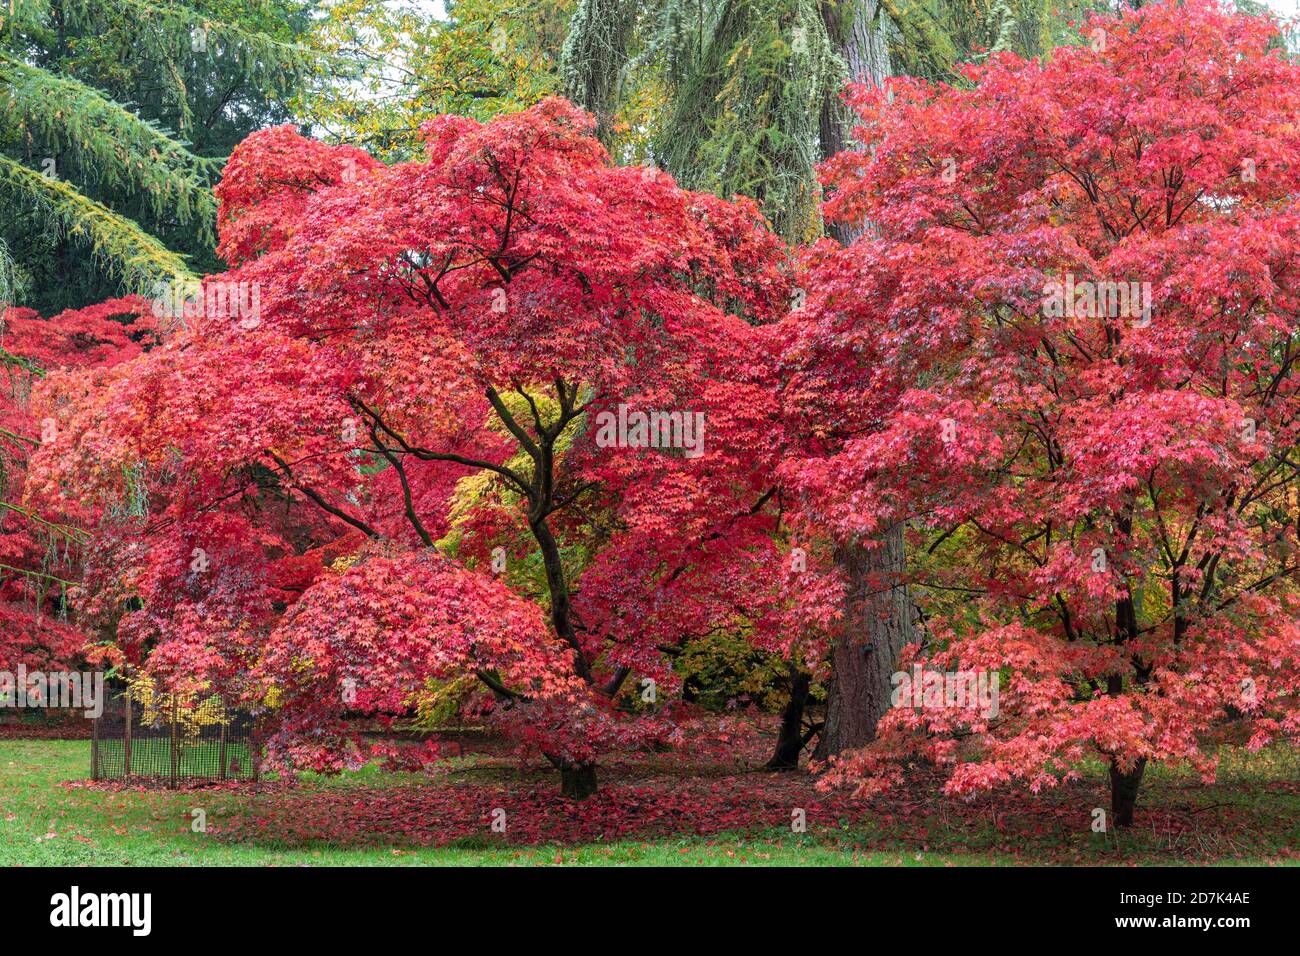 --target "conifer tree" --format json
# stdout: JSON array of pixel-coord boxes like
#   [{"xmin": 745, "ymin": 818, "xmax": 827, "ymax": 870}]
[{"xmin": 1, "ymin": 0, "xmax": 321, "ymax": 306}]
